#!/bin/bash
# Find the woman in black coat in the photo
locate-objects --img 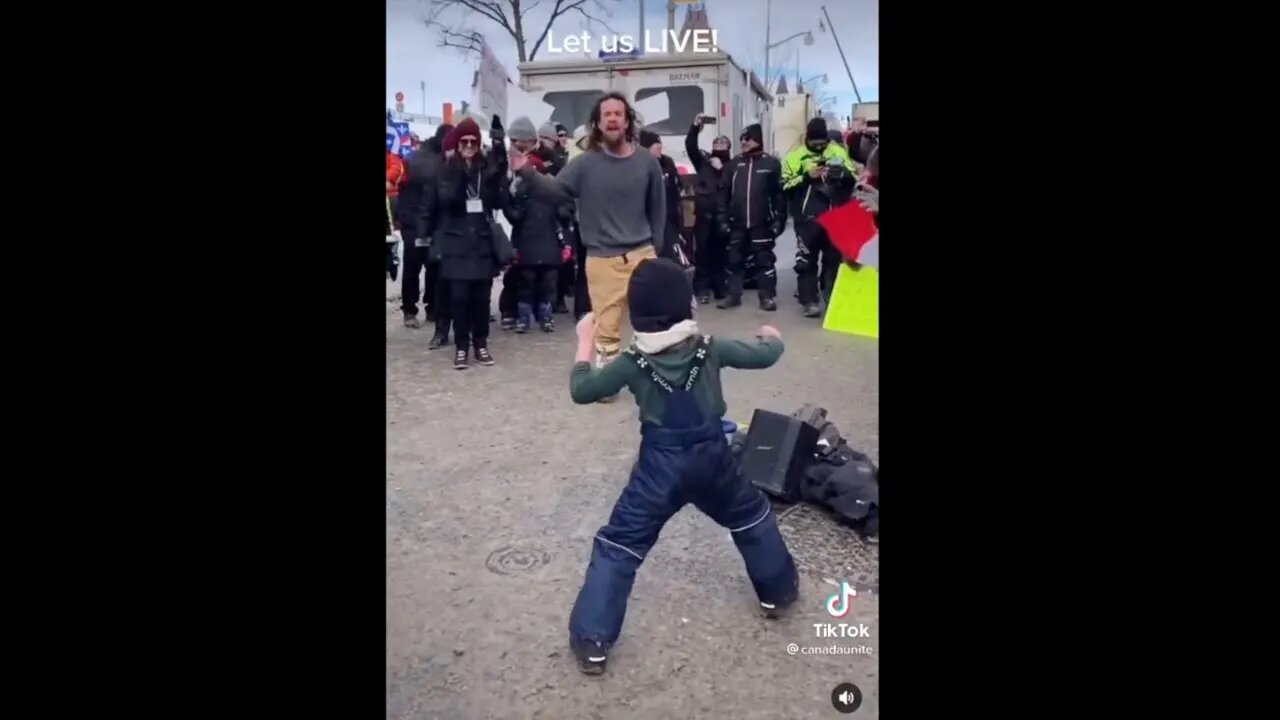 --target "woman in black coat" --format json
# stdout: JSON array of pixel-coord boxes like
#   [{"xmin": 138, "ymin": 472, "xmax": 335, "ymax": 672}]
[{"xmin": 426, "ymin": 118, "xmax": 510, "ymax": 370}]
